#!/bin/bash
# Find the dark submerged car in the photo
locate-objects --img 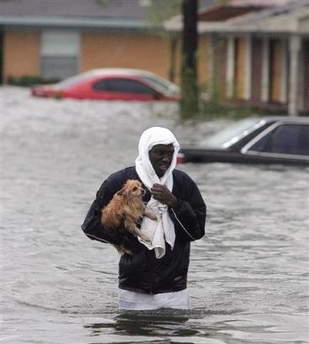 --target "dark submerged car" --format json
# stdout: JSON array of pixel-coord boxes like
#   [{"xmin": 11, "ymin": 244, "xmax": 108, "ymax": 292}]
[{"xmin": 177, "ymin": 117, "xmax": 309, "ymax": 166}]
